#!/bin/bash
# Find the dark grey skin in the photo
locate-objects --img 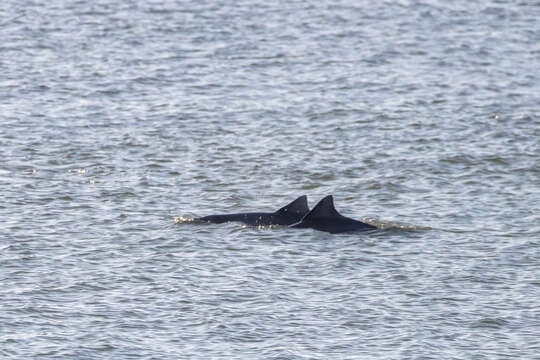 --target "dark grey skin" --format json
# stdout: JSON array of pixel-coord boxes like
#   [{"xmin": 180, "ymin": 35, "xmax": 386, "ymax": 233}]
[
  {"xmin": 291, "ymin": 195, "xmax": 377, "ymax": 234},
  {"xmin": 194, "ymin": 195, "xmax": 309, "ymax": 226}
]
